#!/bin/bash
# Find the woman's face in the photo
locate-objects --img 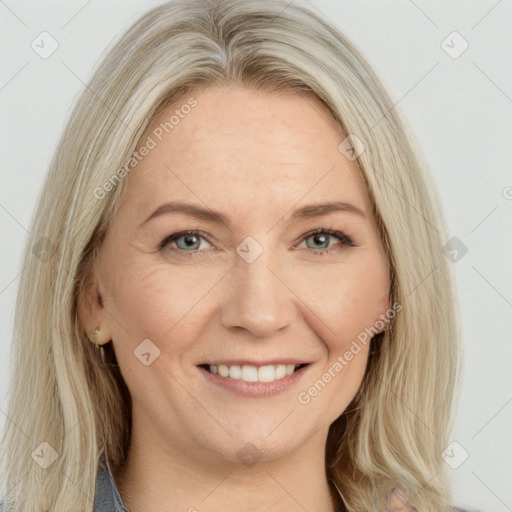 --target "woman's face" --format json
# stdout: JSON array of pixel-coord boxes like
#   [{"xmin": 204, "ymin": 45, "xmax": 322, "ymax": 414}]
[{"xmin": 82, "ymin": 85, "xmax": 390, "ymax": 465}]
